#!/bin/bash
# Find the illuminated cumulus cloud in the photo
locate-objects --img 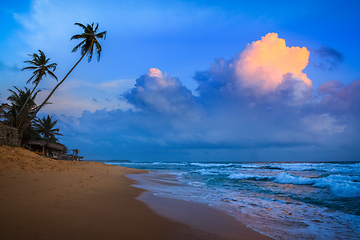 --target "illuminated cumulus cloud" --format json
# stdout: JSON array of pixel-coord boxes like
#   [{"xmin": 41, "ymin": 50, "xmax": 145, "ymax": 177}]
[
  {"xmin": 236, "ymin": 32, "xmax": 312, "ymax": 91},
  {"xmin": 124, "ymin": 68, "xmax": 200, "ymax": 116},
  {"xmin": 195, "ymin": 33, "xmax": 313, "ymax": 105}
]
